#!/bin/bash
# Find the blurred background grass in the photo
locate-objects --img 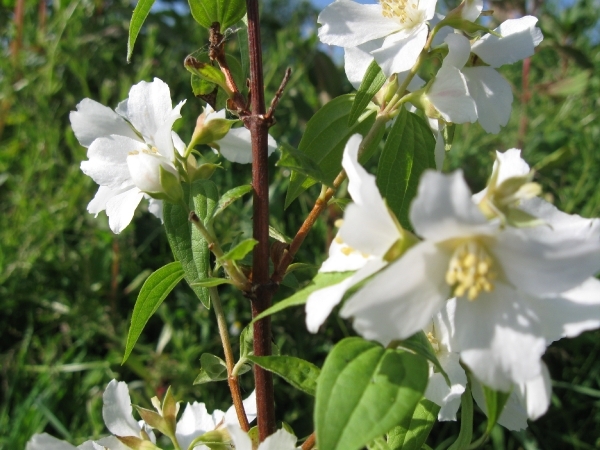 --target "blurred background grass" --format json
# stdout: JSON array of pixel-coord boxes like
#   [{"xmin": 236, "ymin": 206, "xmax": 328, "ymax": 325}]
[{"xmin": 1, "ymin": 0, "xmax": 599, "ymax": 448}]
